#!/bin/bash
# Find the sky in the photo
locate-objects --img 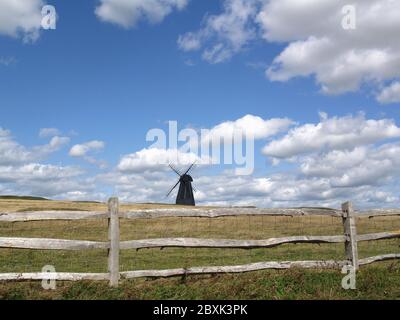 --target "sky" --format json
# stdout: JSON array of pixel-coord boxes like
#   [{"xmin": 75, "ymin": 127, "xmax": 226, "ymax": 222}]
[{"xmin": 1, "ymin": 0, "xmax": 400, "ymax": 208}]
